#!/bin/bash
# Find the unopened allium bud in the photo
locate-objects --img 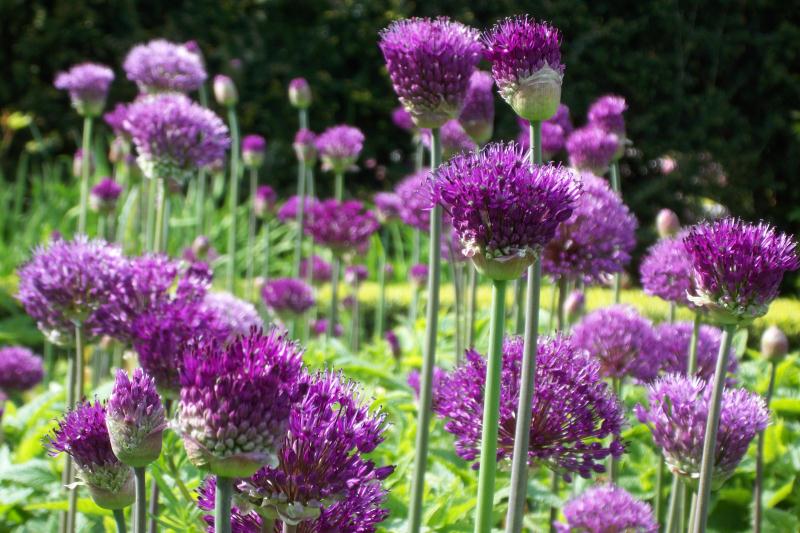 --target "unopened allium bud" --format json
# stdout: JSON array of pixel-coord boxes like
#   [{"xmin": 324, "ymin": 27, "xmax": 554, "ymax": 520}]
[
  {"xmin": 213, "ymin": 75, "xmax": 238, "ymax": 106},
  {"xmin": 191, "ymin": 235, "xmax": 212, "ymax": 258},
  {"xmin": 73, "ymin": 148, "xmax": 95, "ymax": 179},
  {"xmin": 293, "ymin": 128, "xmax": 317, "ymax": 166},
  {"xmin": 253, "ymin": 185, "xmax": 277, "ymax": 219},
  {"xmin": 761, "ymin": 326, "xmax": 789, "ymax": 362},
  {"xmin": 54, "ymin": 63, "xmax": 114, "ymax": 117},
  {"xmin": 656, "ymin": 208, "xmax": 681, "ymax": 238},
  {"xmin": 288, "ymin": 78, "xmax": 312, "ymax": 109},
  {"xmin": 106, "ymin": 369, "xmax": 166, "ymax": 467},
  {"xmin": 90, "ymin": 177, "xmax": 123, "ymax": 214},
  {"xmin": 242, "ymin": 134, "xmax": 266, "ymax": 168}
]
